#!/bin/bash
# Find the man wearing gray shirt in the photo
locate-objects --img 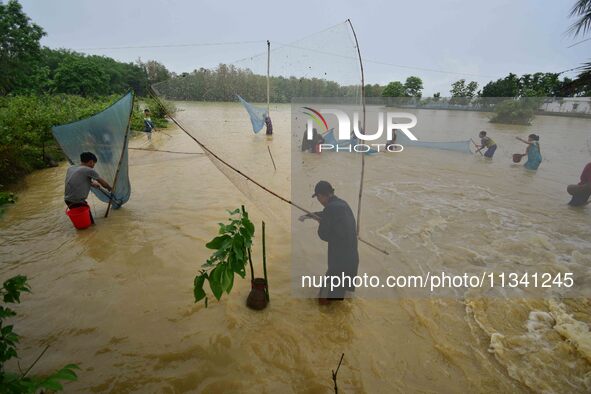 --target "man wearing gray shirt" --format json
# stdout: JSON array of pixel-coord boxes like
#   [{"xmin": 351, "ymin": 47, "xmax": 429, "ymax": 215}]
[{"xmin": 64, "ymin": 152, "xmax": 112, "ymax": 224}]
